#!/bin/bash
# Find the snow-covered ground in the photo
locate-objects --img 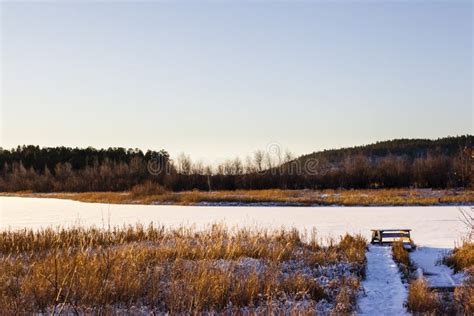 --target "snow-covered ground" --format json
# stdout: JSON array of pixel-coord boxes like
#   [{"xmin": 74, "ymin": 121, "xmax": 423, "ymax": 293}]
[
  {"xmin": 358, "ymin": 246, "xmax": 408, "ymax": 315},
  {"xmin": 0, "ymin": 197, "xmax": 469, "ymax": 248},
  {"xmin": 1, "ymin": 197, "xmax": 470, "ymax": 314},
  {"xmin": 358, "ymin": 246, "xmax": 466, "ymax": 315},
  {"xmin": 410, "ymin": 247, "xmax": 465, "ymax": 288}
]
